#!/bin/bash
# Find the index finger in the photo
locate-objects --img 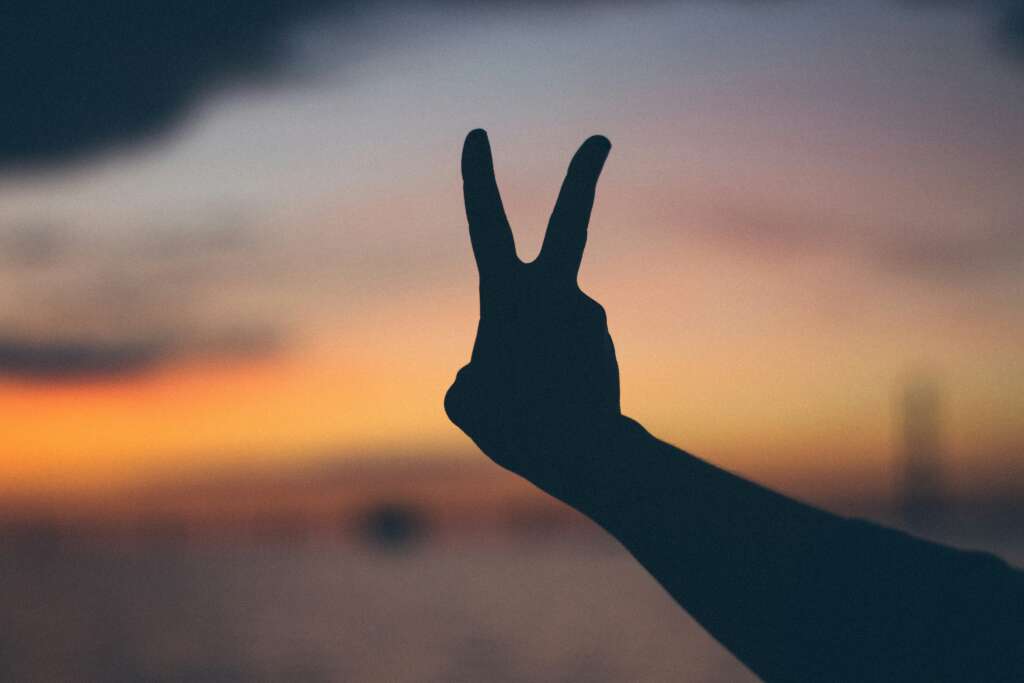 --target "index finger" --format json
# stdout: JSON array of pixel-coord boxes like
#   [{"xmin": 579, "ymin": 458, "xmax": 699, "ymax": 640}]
[{"xmin": 536, "ymin": 135, "xmax": 611, "ymax": 282}]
